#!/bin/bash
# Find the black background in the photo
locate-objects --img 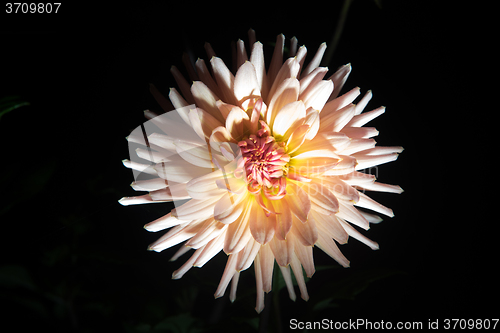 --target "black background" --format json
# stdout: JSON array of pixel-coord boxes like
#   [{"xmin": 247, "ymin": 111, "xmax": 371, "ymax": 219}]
[{"xmin": 0, "ymin": 1, "xmax": 493, "ymax": 332}]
